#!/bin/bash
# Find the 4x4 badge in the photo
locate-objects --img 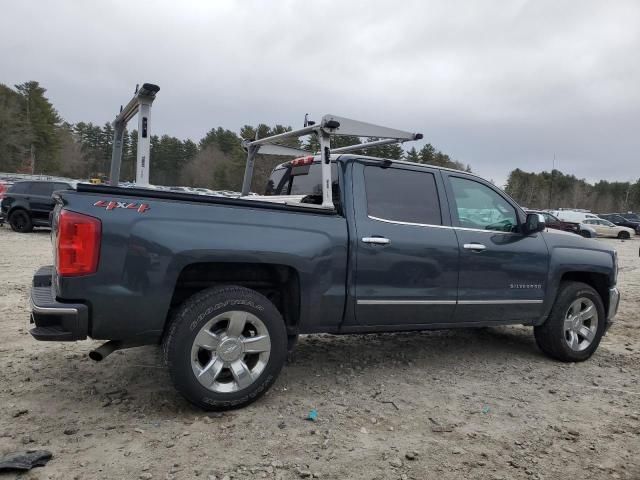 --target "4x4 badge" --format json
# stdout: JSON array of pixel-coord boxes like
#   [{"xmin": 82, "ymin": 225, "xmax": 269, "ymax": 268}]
[{"xmin": 93, "ymin": 200, "xmax": 150, "ymax": 213}]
